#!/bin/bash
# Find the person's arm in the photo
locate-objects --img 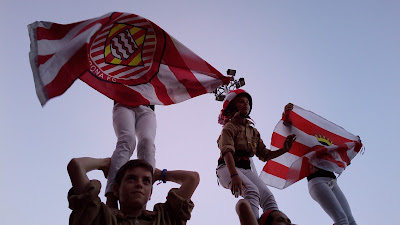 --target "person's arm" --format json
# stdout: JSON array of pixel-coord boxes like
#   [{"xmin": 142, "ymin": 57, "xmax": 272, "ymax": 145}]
[
  {"xmin": 236, "ymin": 199, "xmax": 259, "ymax": 225},
  {"xmin": 259, "ymin": 103, "xmax": 297, "ymax": 161},
  {"xmin": 154, "ymin": 168, "xmax": 200, "ymax": 201},
  {"xmin": 224, "ymin": 152, "xmax": 247, "ymax": 198},
  {"xmin": 263, "ymin": 134, "xmax": 296, "ymax": 161},
  {"xmin": 67, "ymin": 157, "xmax": 110, "ymax": 195}
]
